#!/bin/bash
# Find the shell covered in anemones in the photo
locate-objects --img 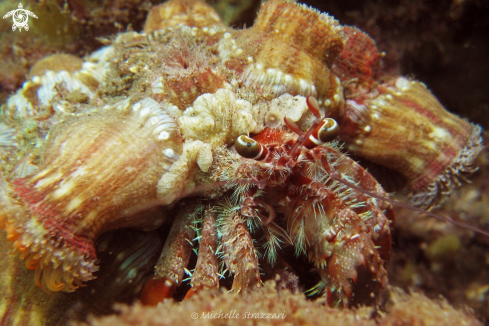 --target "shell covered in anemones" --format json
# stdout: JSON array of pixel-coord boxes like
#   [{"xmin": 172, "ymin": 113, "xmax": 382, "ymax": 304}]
[{"xmin": 0, "ymin": 0, "xmax": 484, "ymax": 319}]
